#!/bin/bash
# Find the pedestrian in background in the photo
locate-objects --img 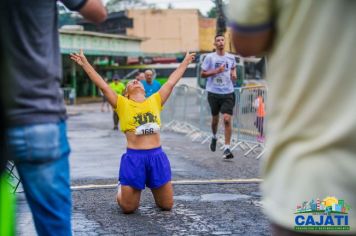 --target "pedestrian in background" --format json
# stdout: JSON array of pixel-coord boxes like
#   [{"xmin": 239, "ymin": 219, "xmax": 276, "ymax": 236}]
[
  {"xmin": 0, "ymin": 0, "xmax": 107, "ymax": 235},
  {"xmin": 109, "ymin": 75, "xmax": 125, "ymax": 130},
  {"xmin": 137, "ymin": 72, "xmax": 146, "ymax": 81},
  {"xmin": 141, "ymin": 70, "xmax": 161, "ymax": 97},
  {"xmin": 253, "ymin": 90, "xmax": 265, "ymax": 143},
  {"xmin": 228, "ymin": 0, "xmax": 356, "ymax": 234}
]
